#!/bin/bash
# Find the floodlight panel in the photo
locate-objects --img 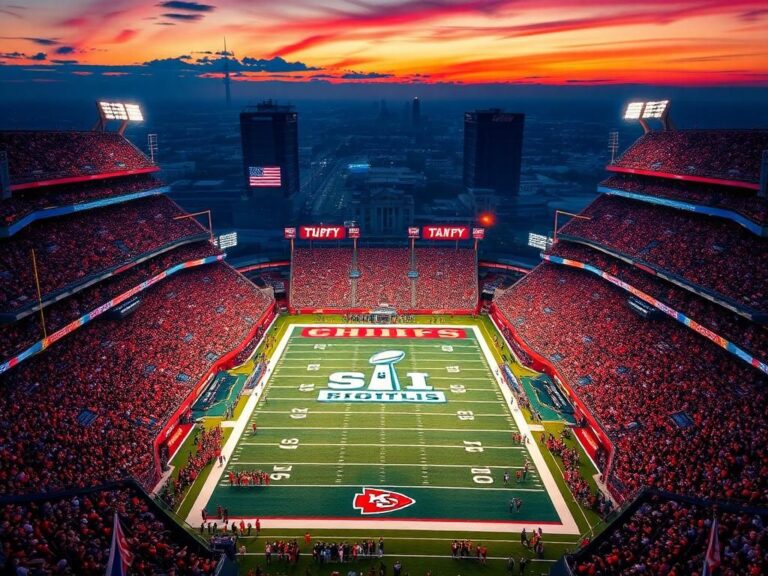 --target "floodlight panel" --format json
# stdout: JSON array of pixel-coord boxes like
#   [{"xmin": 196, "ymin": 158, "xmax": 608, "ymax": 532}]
[
  {"xmin": 642, "ymin": 100, "xmax": 668, "ymax": 119},
  {"xmin": 99, "ymin": 101, "xmax": 127, "ymax": 120},
  {"xmin": 528, "ymin": 232, "xmax": 550, "ymax": 250},
  {"xmin": 125, "ymin": 103, "xmax": 144, "ymax": 122},
  {"xmin": 624, "ymin": 102, "xmax": 644, "ymax": 120}
]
